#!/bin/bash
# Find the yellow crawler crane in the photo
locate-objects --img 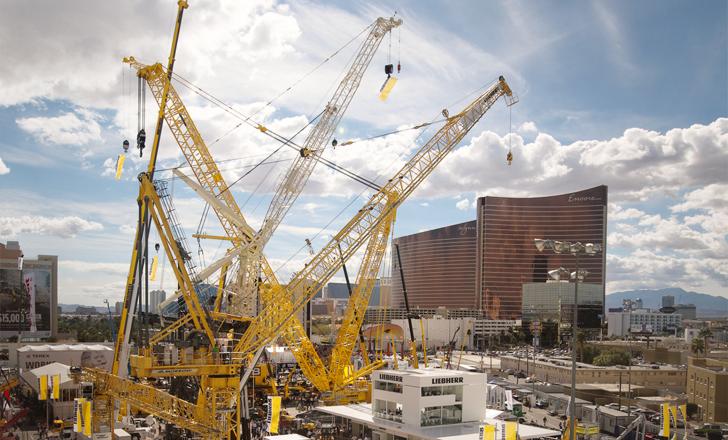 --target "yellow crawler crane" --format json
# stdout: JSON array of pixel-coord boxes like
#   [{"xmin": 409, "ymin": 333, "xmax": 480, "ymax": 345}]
[
  {"xmin": 125, "ymin": 13, "xmax": 402, "ymax": 394},
  {"xmin": 94, "ymin": 2, "xmax": 515, "ymax": 437}
]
